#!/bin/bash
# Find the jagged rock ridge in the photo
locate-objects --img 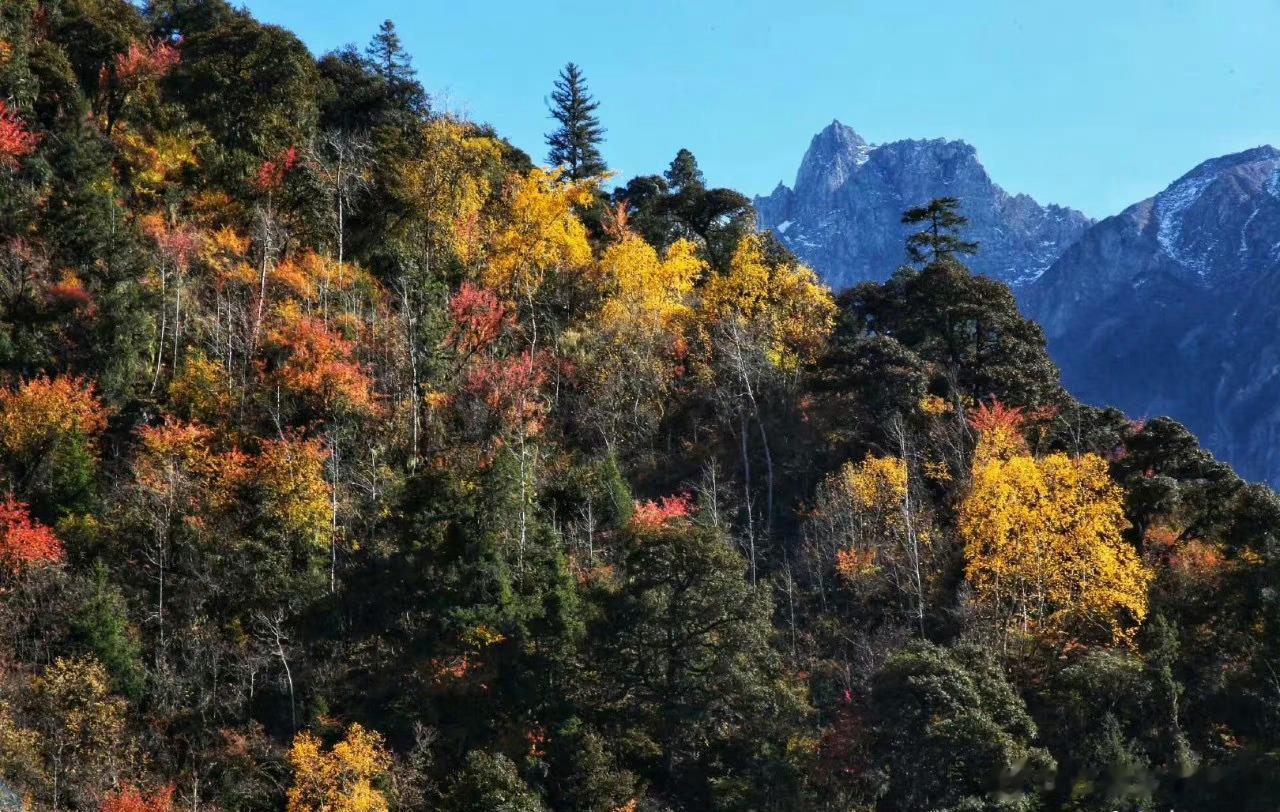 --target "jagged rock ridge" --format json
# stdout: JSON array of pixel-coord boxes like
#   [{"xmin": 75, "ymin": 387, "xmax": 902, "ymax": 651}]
[
  {"xmin": 1024, "ymin": 145, "xmax": 1280, "ymax": 485},
  {"xmin": 754, "ymin": 121, "xmax": 1093, "ymax": 289}
]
